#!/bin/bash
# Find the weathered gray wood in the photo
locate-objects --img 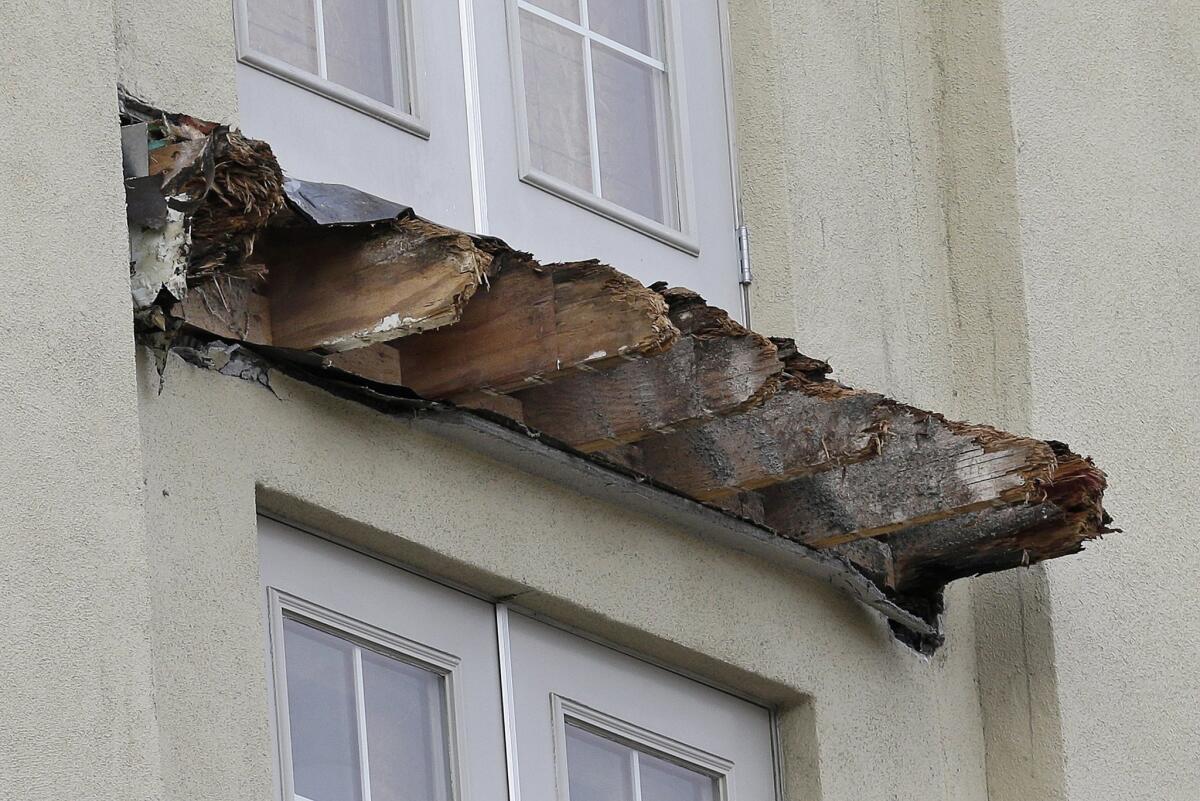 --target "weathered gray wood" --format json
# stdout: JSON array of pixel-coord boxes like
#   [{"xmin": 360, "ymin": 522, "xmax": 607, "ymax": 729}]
[
  {"xmin": 883, "ymin": 447, "xmax": 1110, "ymax": 594},
  {"xmin": 514, "ymin": 288, "xmax": 781, "ymax": 451},
  {"xmin": 623, "ymin": 379, "xmax": 892, "ymax": 501},
  {"xmin": 759, "ymin": 420, "xmax": 1055, "ymax": 548}
]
